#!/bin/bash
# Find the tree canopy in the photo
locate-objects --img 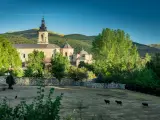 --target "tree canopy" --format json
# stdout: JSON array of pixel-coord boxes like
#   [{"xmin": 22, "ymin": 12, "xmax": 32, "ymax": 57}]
[
  {"xmin": 25, "ymin": 50, "xmax": 45, "ymax": 77},
  {"xmin": 147, "ymin": 53, "xmax": 160, "ymax": 79},
  {"xmin": 0, "ymin": 35, "xmax": 22, "ymax": 73},
  {"xmin": 51, "ymin": 53, "xmax": 70, "ymax": 84},
  {"xmin": 68, "ymin": 66, "xmax": 88, "ymax": 82},
  {"xmin": 92, "ymin": 28, "xmax": 149, "ymax": 74}
]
